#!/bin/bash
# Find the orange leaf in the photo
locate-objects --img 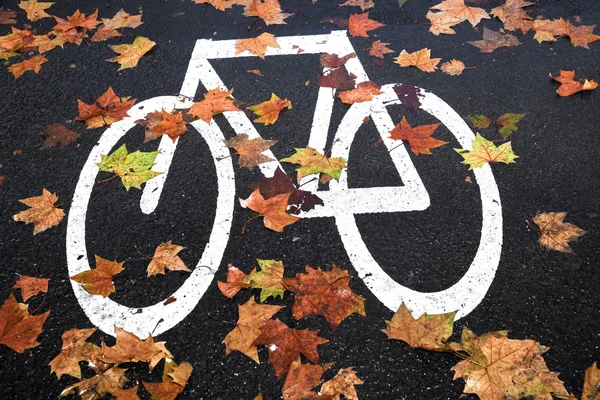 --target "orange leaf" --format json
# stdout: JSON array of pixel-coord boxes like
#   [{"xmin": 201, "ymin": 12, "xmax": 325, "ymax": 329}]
[
  {"xmin": 19, "ymin": 0, "xmax": 54, "ymax": 22},
  {"xmin": 101, "ymin": 9, "xmax": 143, "ymax": 30},
  {"xmin": 147, "ymin": 241, "xmax": 190, "ymax": 276},
  {"xmin": 338, "ymin": 81, "xmax": 382, "ymax": 104},
  {"xmin": 533, "ymin": 212, "xmax": 586, "ymax": 254},
  {"xmin": 8, "ymin": 54, "xmax": 47, "ymax": 79},
  {"xmin": 551, "ymin": 70, "xmax": 598, "ymax": 97},
  {"xmin": 282, "ymin": 358, "xmax": 332, "ymax": 399},
  {"xmin": 91, "ymin": 26, "xmax": 122, "ymax": 42},
  {"xmin": 394, "ymin": 48, "xmax": 441, "ymax": 73},
  {"xmin": 218, "ymin": 264, "xmax": 256, "ymax": 297},
  {"xmin": 490, "ymin": 0, "xmax": 534, "ymax": 33},
  {"xmin": 12, "ymin": 188, "xmax": 65, "ymax": 234},
  {"xmin": 339, "ymin": 0, "xmax": 374, "ymax": 11},
  {"xmin": 76, "ymin": 87, "xmax": 136, "ymax": 129},
  {"xmin": 532, "ymin": 18, "xmax": 572, "ymax": 43},
  {"xmin": 239, "ymin": 189, "xmax": 300, "ymax": 232},
  {"xmin": 223, "ymin": 133, "xmax": 277, "ymax": 170},
  {"xmin": 188, "ymin": 86, "xmax": 239, "ymax": 123},
  {"xmin": 368, "ymin": 40, "xmax": 394, "ymax": 58},
  {"xmin": 13, "ymin": 275, "xmax": 49, "ymax": 302},
  {"xmin": 248, "ymin": 93, "xmax": 292, "ymax": 125},
  {"xmin": 581, "ymin": 363, "xmax": 600, "ymax": 400},
  {"xmin": 243, "ymin": 0, "xmax": 293, "ymax": 25},
  {"xmin": 143, "ymin": 360, "xmax": 193, "ymax": 400},
  {"xmin": 101, "ymin": 326, "xmax": 163, "ymax": 364},
  {"xmin": 468, "ymin": 27, "xmax": 521, "ymax": 53},
  {"xmin": 0, "ymin": 293, "xmax": 49, "ymax": 353},
  {"xmin": 0, "ymin": 8, "xmax": 17, "ymax": 25},
  {"xmin": 389, "ymin": 116, "xmax": 447, "ymax": 155},
  {"xmin": 70, "ymin": 255, "xmax": 125, "ymax": 297},
  {"xmin": 53, "ymin": 9, "xmax": 99, "ymax": 32},
  {"xmin": 49, "ymin": 328, "xmax": 102, "ymax": 379},
  {"xmin": 348, "ymin": 12, "xmax": 385, "ymax": 37},
  {"xmin": 40, "ymin": 123, "xmax": 79, "ymax": 149},
  {"xmin": 107, "ymin": 36, "xmax": 156, "ymax": 70},
  {"xmin": 440, "ymin": 59, "xmax": 465, "ymax": 76},
  {"xmin": 430, "ymin": 0, "xmax": 490, "ymax": 27},
  {"xmin": 426, "ymin": 10, "xmax": 462, "ymax": 36},
  {"xmin": 567, "ymin": 24, "xmax": 600, "ymax": 49},
  {"xmin": 193, "ymin": 0, "xmax": 250, "ymax": 11},
  {"xmin": 137, "ymin": 109, "xmax": 188, "ymax": 142},
  {"xmin": 320, "ymin": 367, "xmax": 364, "ymax": 400},
  {"xmin": 235, "ymin": 32, "xmax": 280, "ymax": 59}
]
